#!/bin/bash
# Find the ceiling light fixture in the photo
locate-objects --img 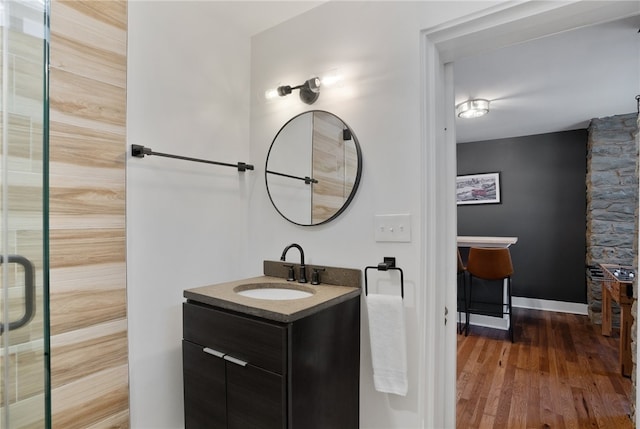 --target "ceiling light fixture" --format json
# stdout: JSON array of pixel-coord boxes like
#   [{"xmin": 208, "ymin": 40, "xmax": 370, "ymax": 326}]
[{"xmin": 456, "ymin": 99, "xmax": 490, "ymax": 119}]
